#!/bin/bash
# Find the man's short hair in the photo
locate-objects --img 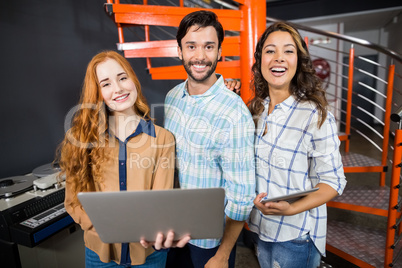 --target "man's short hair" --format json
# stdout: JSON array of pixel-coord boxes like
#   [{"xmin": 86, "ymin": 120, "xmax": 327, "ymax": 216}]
[{"xmin": 176, "ymin": 10, "xmax": 224, "ymax": 49}]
